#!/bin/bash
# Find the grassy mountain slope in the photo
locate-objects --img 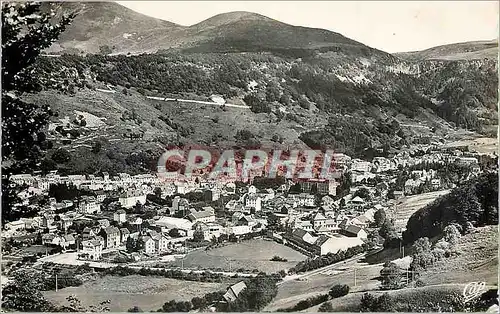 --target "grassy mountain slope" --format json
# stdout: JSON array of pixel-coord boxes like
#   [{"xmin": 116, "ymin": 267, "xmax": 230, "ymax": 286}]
[
  {"xmin": 44, "ymin": 2, "xmax": 183, "ymax": 54},
  {"xmin": 396, "ymin": 40, "xmax": 498, "ymax": 61},
  {"xmin": 416, "ymin": 225, "xmax": 497, "ymax": 286}
]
